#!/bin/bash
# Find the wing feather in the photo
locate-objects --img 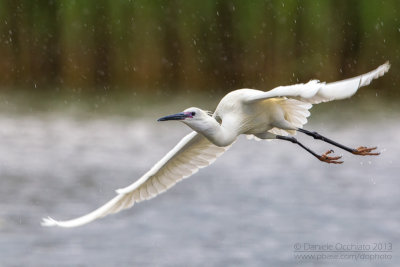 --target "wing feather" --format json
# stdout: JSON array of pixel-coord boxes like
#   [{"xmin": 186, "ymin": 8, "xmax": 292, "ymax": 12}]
[
  {"xmin": 245, "ymin": 62, "xmax": 390, "ymax": 104},
  {"xmin": 41, "ymin": 131, "xmax": 231, "ymax": 227}
]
